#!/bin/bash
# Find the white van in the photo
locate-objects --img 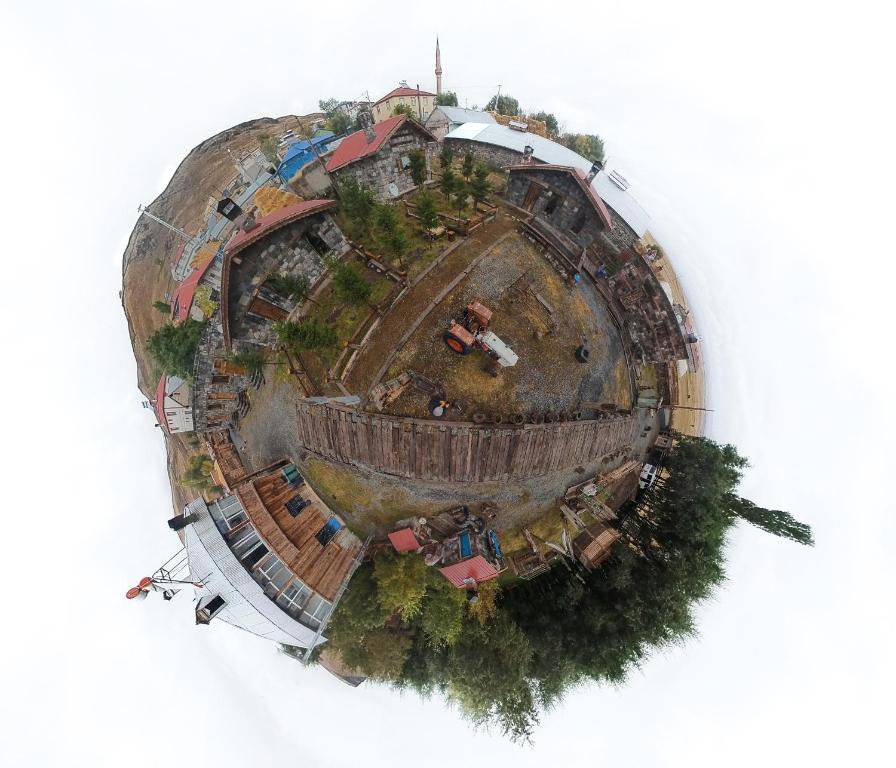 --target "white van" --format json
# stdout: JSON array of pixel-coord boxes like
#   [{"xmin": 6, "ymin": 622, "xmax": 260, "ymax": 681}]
[{"xmin": 639, "ymin": 463, "xmax": 659, "ymax": 490}]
